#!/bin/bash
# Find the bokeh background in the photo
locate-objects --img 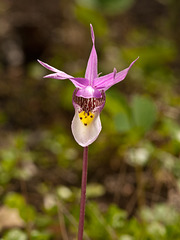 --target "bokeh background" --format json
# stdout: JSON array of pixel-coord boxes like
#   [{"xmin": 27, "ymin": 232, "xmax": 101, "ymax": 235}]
[{"xmin": 0, "ymin": 0, "xmax": 180, "ymax": 239}]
